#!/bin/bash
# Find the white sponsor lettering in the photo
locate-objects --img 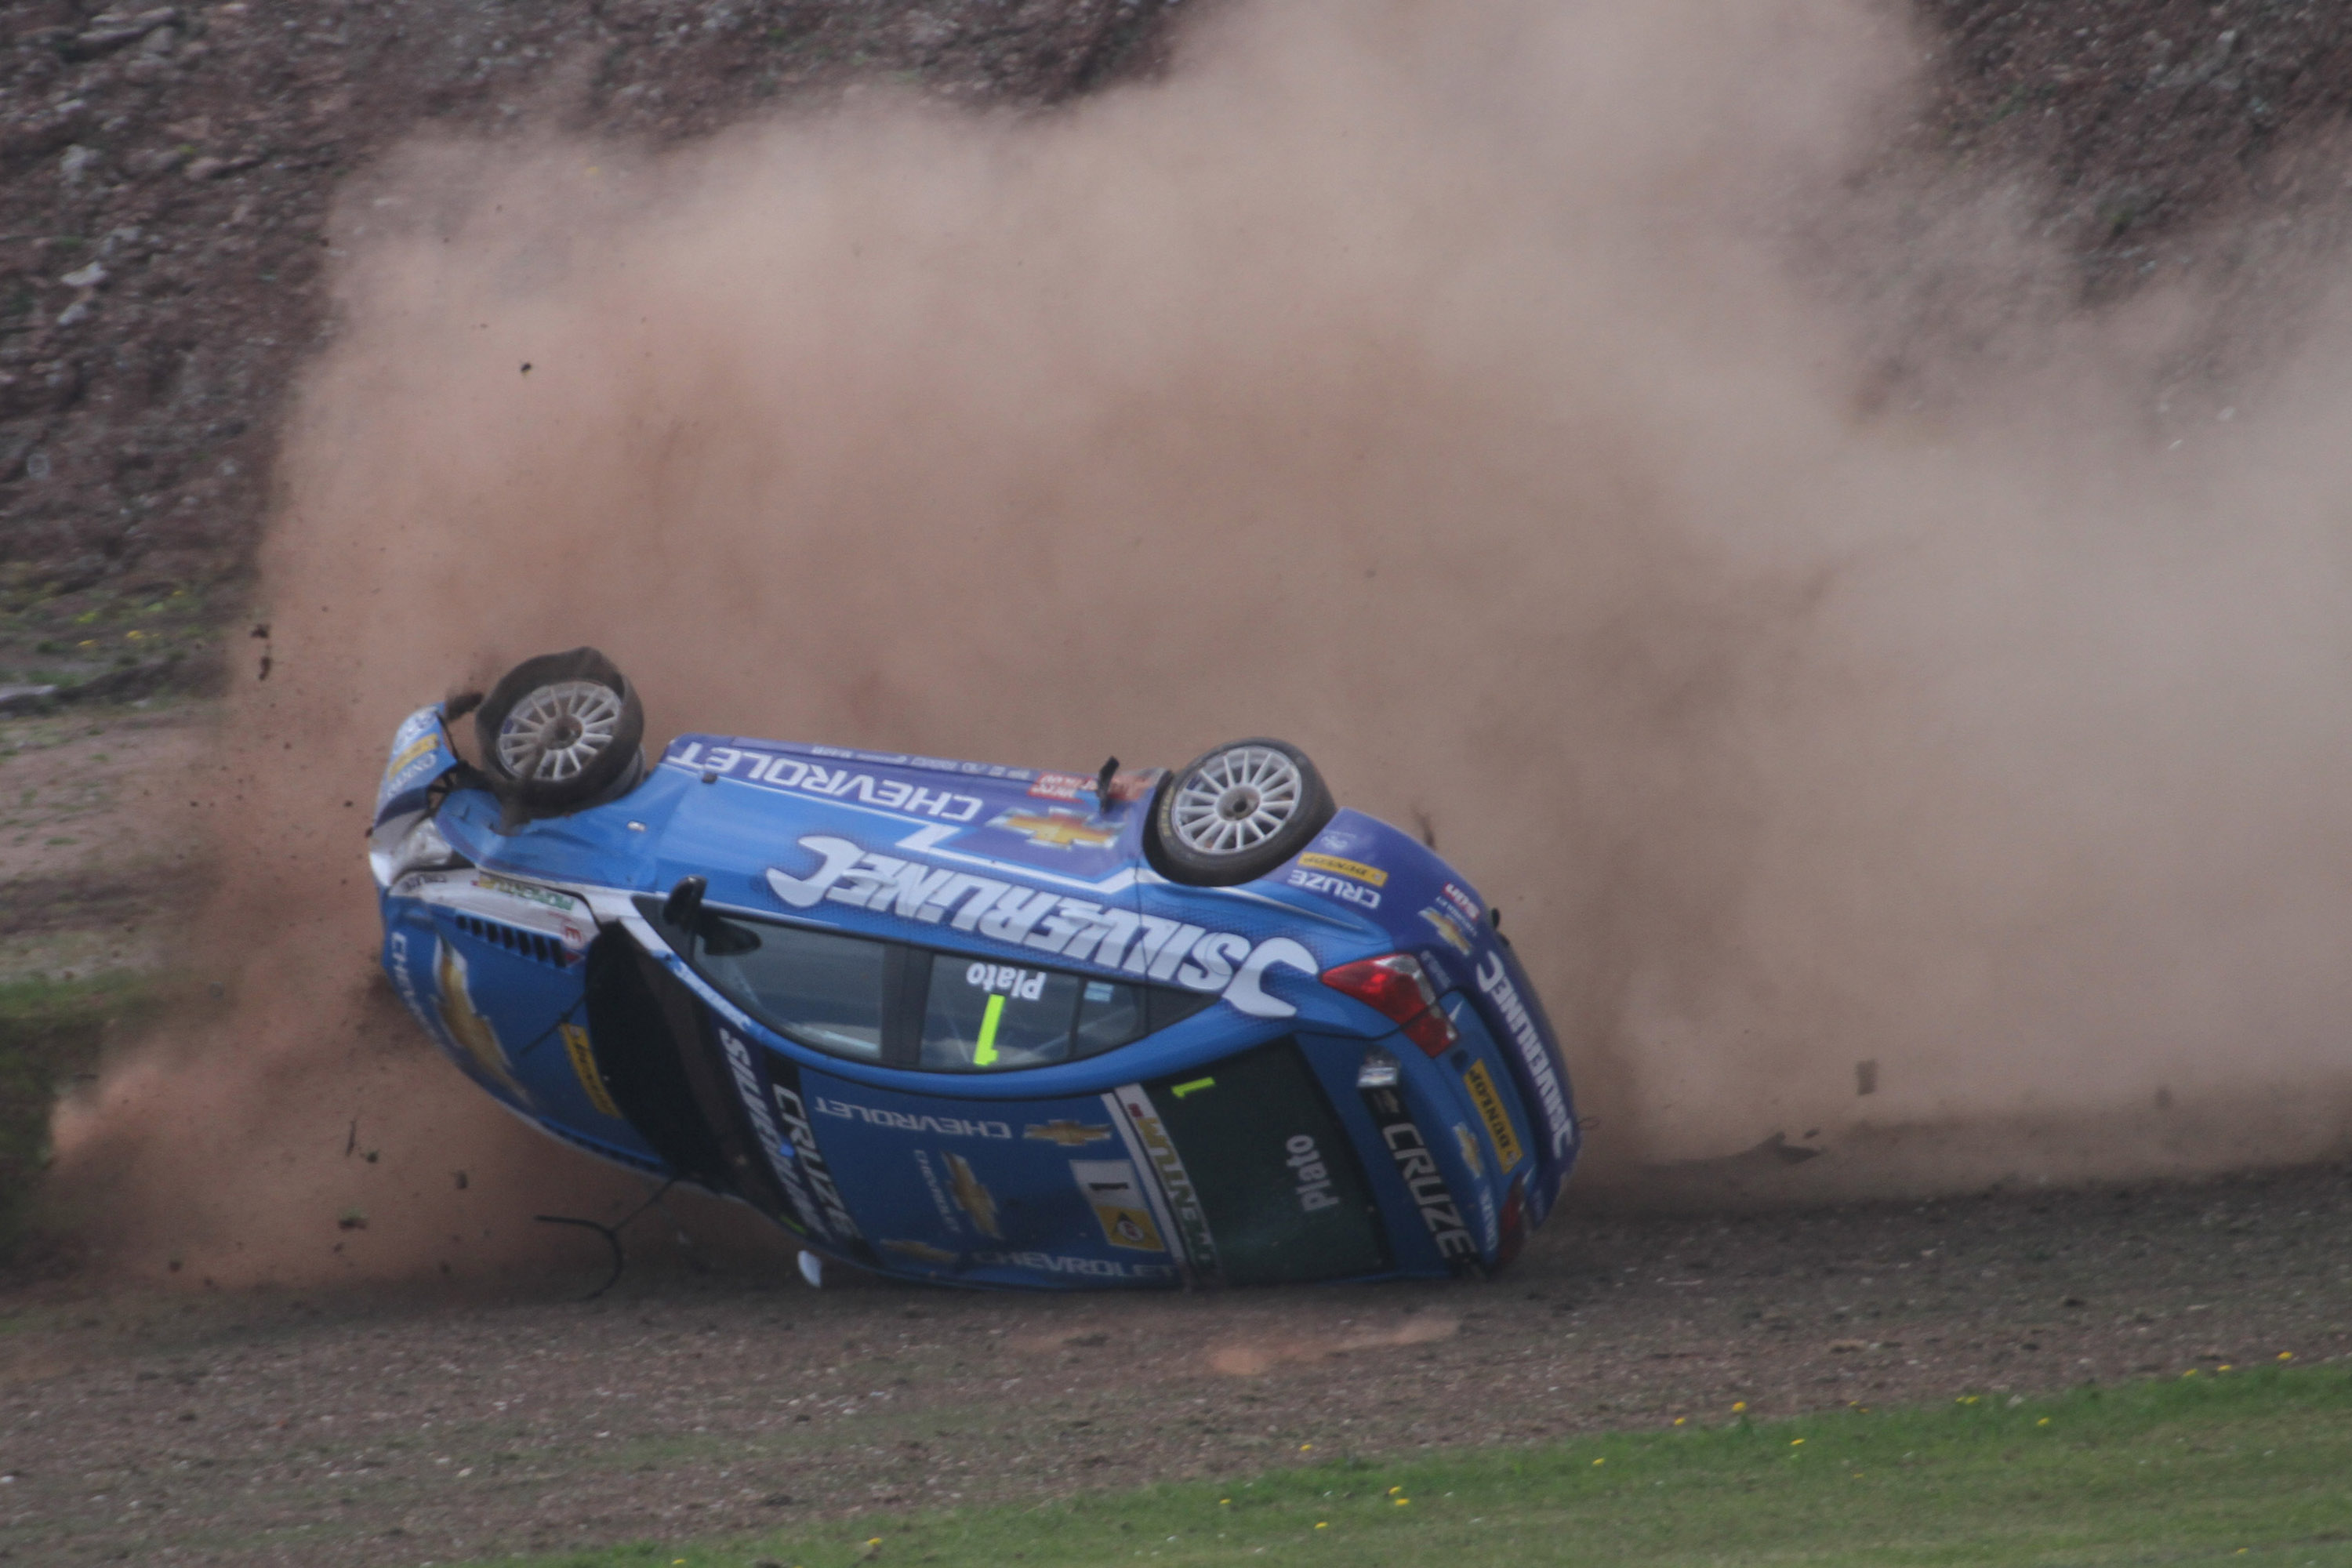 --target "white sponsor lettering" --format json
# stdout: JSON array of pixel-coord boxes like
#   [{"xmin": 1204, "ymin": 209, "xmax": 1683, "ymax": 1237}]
[
  {"xmin": 677, "ymin": 746, "xmax": 985, "ymax": 821},
  {"xmin": 1112, "ymin": 1086, "xmax": 1217, "ymax": 1272},
  {"xmin": 1288, "ymin": 867, "xmax": 1382, "ymax": 909},
  {"xmin": 1285, "ymin": 1133, "xmax": 1340, "ymax": 1213},
  {"xmin": 810, "ymin": 1096, "xmax": 1014, "ymax": 1140},
  {"xmin": 1380, "ymin": 1116, "xmax": 1479, "ymax": 1261},
  {"xmin": 1475, "ymin": 953, "xmax": 1574, "ymax": 1157},
  {"xmin": 717, "ymin": 1026, "xmax": 819, "ymax": 1225},
  {"xmin": 766, "ymin": 836, "xmax": 1316, "ymax": 1018},
  {"xmin": 768, "ymin": 1080, "xmax": 862, "ymax": 1243},
  {"xmin": 386, "ymin": 931, "xmax": 434, "ymax": 1037},
  {"xmin": 965, "ymin": 962, "xmax": 1046, "ymax": 1000}
]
